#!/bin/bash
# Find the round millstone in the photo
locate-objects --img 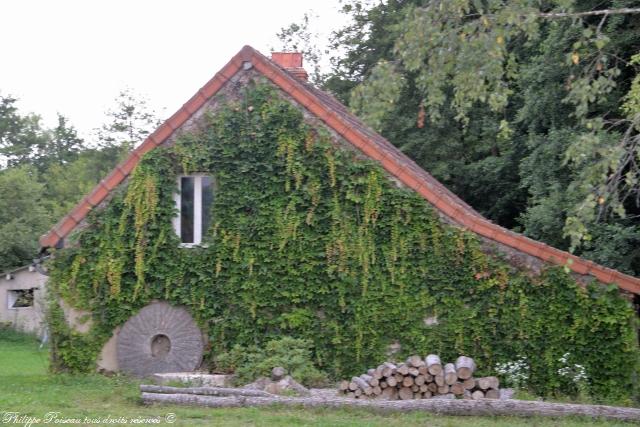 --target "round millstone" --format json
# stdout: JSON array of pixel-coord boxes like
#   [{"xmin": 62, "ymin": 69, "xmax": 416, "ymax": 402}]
[{"xmin": 116, "ymin": 301, "xmax": 203, "ymax": 377}]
